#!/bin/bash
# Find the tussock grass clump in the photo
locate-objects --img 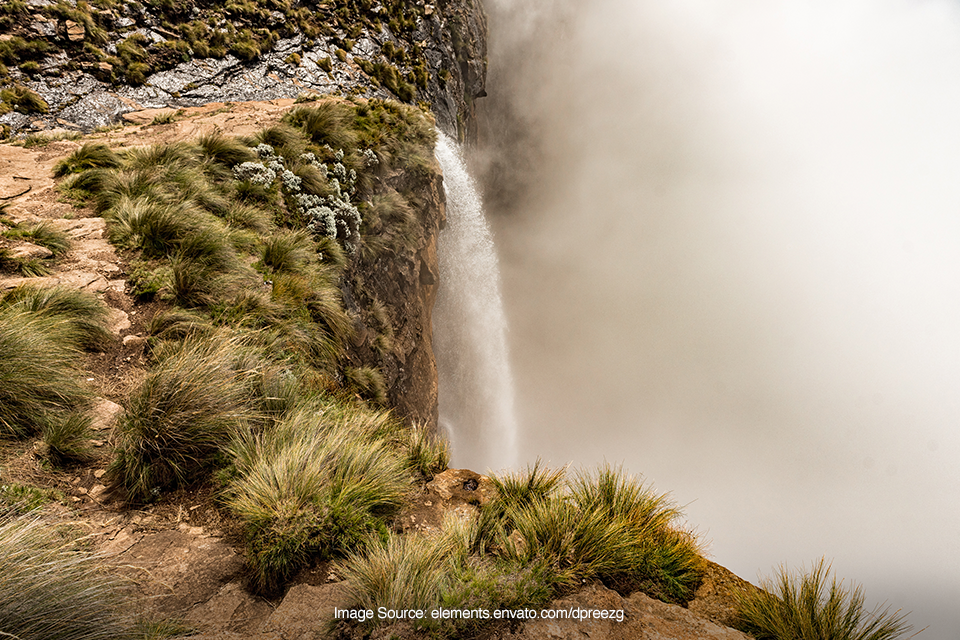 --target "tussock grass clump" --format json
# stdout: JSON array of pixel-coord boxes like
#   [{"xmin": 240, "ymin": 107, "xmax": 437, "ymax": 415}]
[
  {"xmin": 0, "ymin": 84, "xmax": 48, "ymax": 114},
  {"xmin": 53, "ymin": 143, "xmax": 122, "ymax": 177},
  {"xmin": 0, "ymin": 515, "xmax": 134, "ymax": 640},
  {"xmin": 398, "ymin": 424, "xmax": 449, "ymax": 479},
  {"xmin": 341, "ymin": 463, "xmax": 705, "ymax": 633},
  {"xmin": 340, "ymin": 528, "xmax": 454, "ymax": 615},
  {"xmin": 736, "ymin": 559, "xmax": 914, "ymax": 640},
  {"xmin": 344, "ymin": 365, "xmax": 388, "ymax": 405},
  {"xmin": 0, "ymin": 285, "xmax": 111, "ymax": 349},
  {"xmin": 285, "ymin": 101, "xmax": 359, "ymax": 152},
  {"xmin": 0, "ymin": 307, "xmax": 90, "ymax": 439},
  {"xmin": 224, "ymin": 397, "xmax": 413, "ymax": 592},
  {"xmin": 339, "ymin": 517, "xmax": 555, "ymax": 633},
  {"xmin": 109, "ymin": 333, "xmax": 264, "ymax": 502},
  {"xmin": 40, "ymin": 412, "xmax": 94, "ymax": 465},
  {"xmin": 2, "ymin": 220, "xmax": 72, "ymax": 256},
  {"xmin": 260, "ymin": 229, "xmax": 315, "ymax": 274}
]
